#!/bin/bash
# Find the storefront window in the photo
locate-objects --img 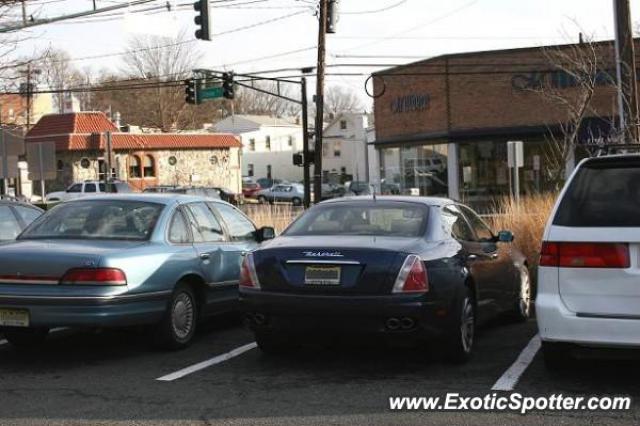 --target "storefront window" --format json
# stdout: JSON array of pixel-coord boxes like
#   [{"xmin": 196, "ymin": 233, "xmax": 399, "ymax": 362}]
[{"xmin": 379, "ymin": 143, "xmax": 449, "ymax": 197}]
